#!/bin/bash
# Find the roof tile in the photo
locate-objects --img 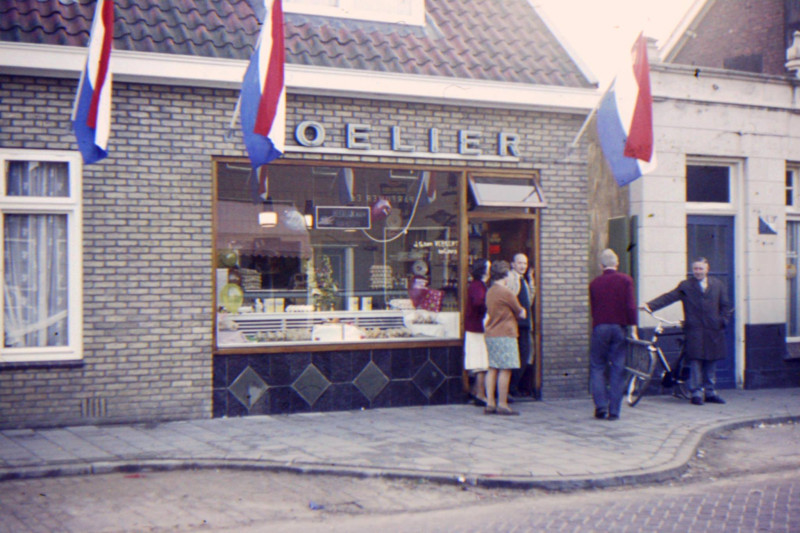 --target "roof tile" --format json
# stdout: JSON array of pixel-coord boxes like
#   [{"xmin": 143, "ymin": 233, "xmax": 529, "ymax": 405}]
[{"xmin": 1, "ymin": 0, "xmax": 593, "ymax": 88}]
